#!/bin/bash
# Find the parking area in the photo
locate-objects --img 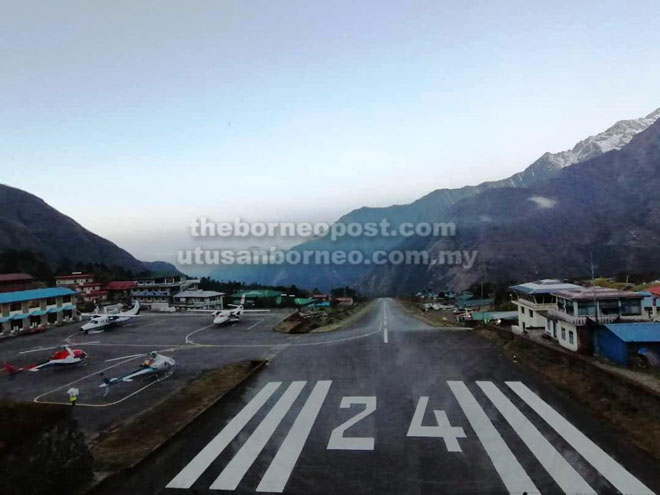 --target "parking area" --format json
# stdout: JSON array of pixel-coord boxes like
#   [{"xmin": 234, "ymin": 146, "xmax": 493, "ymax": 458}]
[{"xmin": 0, "ymin": 310, "xmax": 291, "ymax": 436}]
